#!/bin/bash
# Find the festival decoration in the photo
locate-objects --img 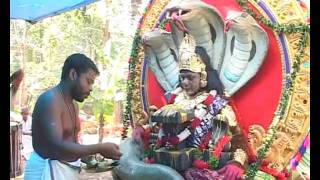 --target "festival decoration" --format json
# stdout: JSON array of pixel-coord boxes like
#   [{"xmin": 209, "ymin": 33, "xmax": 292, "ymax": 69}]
[{"xmin": 122, "ymin": 0, "xmax": 310, "ymax": 179}]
